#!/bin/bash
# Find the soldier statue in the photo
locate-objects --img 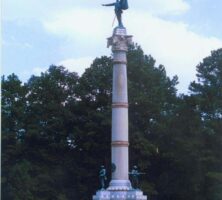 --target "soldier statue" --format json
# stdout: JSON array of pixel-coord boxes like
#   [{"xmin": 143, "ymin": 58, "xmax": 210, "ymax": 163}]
[
  {"xmin": 102, "ymin": 0, "xmax": 129, "ymax": 28},
  {"xmin": 99, "ymin": 165, "xmax": 107, "ymax": 190},
  {"xmin": 129, "ymin": 166, "xmax": 146, "ymax": 189}
]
